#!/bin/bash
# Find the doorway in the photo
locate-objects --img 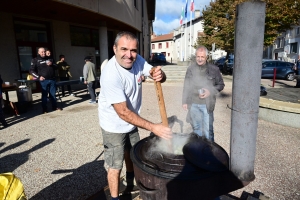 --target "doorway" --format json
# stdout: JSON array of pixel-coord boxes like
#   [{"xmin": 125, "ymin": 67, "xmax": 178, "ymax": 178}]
[{"xmin": 14, "ymin": 18, "xmax": 53, "ymax": 92}]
